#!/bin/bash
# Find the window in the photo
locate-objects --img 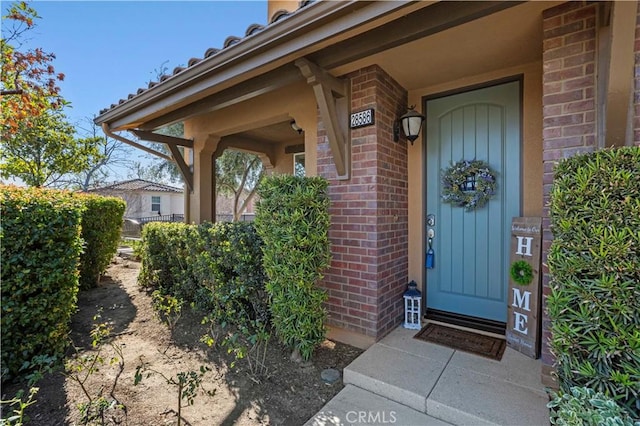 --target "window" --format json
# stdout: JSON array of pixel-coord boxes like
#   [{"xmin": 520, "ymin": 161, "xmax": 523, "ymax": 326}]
[
  {"xmin": 151, "ymin": 196, "xmax": 161, "ymax": 213},
  {"xmin": 293, "ymin": 153, "xmax": 305, "ymax": 177}
]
